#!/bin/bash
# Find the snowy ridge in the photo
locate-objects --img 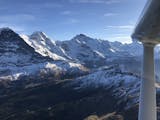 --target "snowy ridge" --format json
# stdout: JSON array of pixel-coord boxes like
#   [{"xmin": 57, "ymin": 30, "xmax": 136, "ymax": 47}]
[
  {"xmin": 0, "ymin": 61, "xmax": 88, "ymax": 81},
  {"xmin": 72, "ymin": 65, "xmax": 140, "ymax": 109},
  {"xmin": 109, "ymin": 41, "xmax": 143, "ymax": 56}
]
